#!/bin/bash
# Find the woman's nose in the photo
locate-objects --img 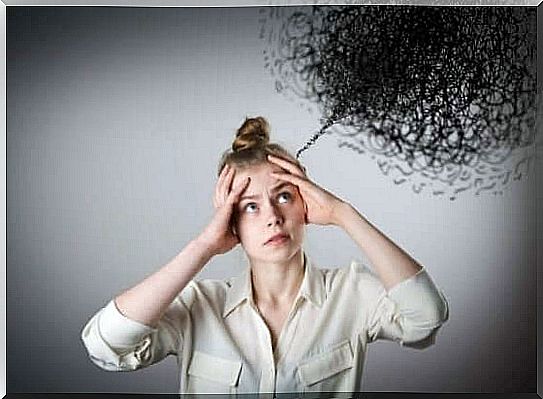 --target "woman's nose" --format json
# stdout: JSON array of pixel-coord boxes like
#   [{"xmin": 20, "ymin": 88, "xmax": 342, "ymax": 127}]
[{"xmin": 265, "ymin": 203, "xmax": 283, "ymax": 227}]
